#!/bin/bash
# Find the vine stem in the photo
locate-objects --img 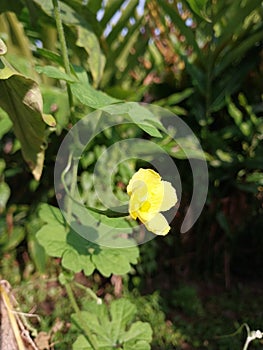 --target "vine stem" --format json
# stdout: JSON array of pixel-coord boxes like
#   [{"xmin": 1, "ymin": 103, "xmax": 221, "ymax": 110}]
[
  {"xmin": 64, "ymin": 280, "xmax": 99, "ymax": 350},
  {"xmin": 51, "ymin": 0, "xmax": 73, "ymax": 110},
  {"xmin": 52, "ymin": 0, "xmax": 77, "ymax": 221},
  {"xmin": 51, "ymin": 3, "xmax": 98, "ymax": 349}
]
